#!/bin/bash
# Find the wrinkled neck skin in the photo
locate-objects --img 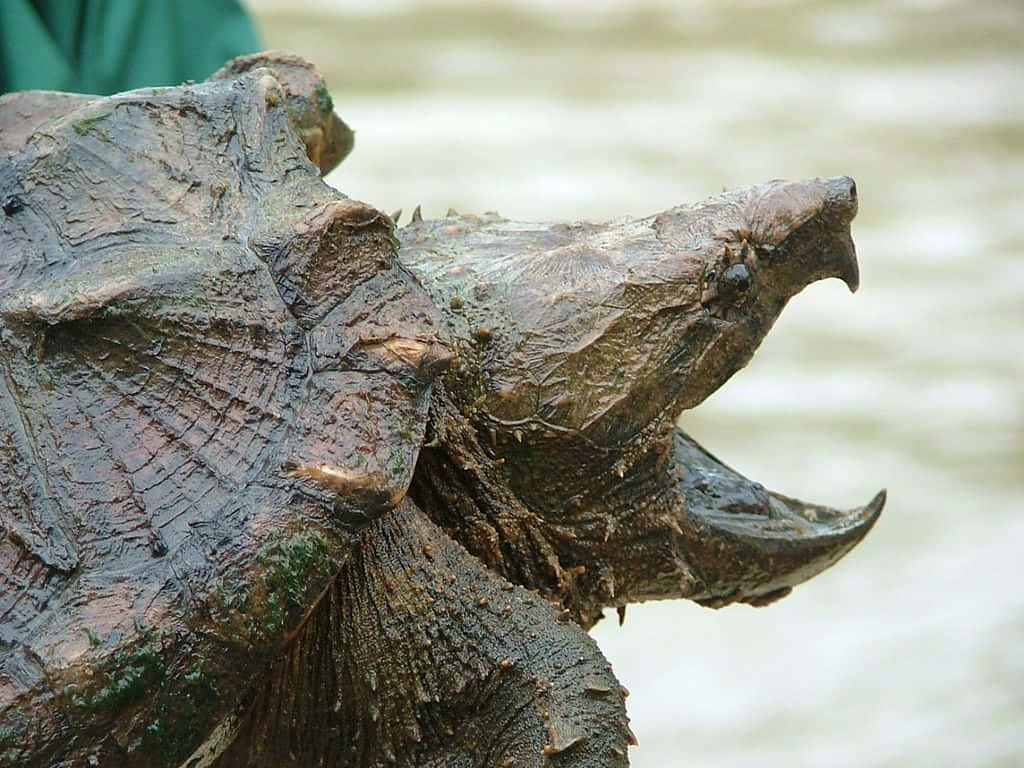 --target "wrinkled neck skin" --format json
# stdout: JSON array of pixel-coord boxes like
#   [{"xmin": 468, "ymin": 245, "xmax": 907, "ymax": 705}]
[
  {"xmin": 214, "ymin": 499, "xmax": 630, "ymax": 767},
  {"xmin": 411, "ymin": 399, "xmax": 703, "ymax": 627},
  {"xmin": 402, "ymin": 177, "xmax": 879, "ymax": 627}
]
